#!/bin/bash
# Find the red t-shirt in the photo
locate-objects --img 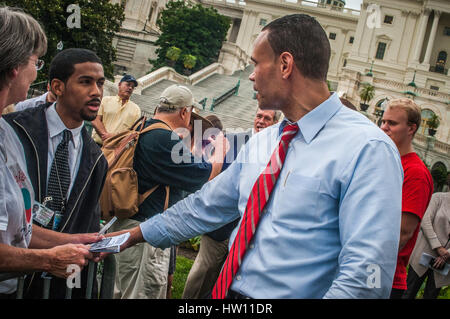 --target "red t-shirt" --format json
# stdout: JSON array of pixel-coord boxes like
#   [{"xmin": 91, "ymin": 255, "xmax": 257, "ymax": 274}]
[{"xmin": 392, "ymin": 152, "xmax": 433, "ymax": 290}]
